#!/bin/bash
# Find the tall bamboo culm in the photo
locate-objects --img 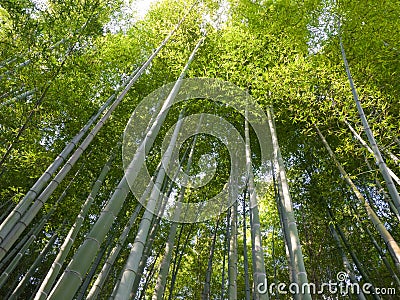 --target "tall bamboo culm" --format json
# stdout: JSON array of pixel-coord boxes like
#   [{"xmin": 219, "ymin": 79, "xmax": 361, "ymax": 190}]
[
  {"xmin": 244, "ymin": 115, "xmax": 269, "ymax": 300},
  {"xmin": 339, "ymin": 32, "xmax": 400, "ymax": 214},
  {"xmin": 268, "ymin": 108, "xmax": 311, "ymax": 300},
  {"xmin": 315, "ymin": 124, "xmax": 400, "ymax": 274},
  {"xmin": 34, "ymin": 146, "xmax": 118, "ymax": 300}
]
